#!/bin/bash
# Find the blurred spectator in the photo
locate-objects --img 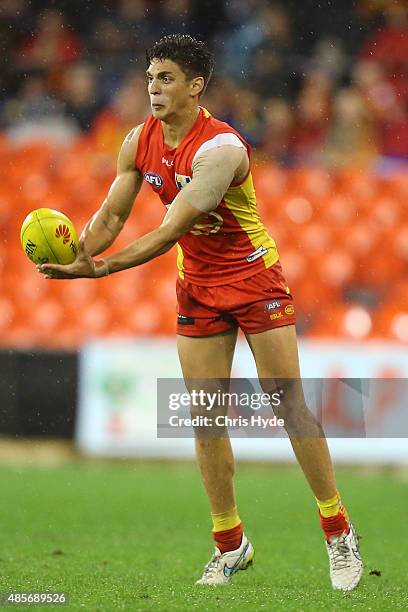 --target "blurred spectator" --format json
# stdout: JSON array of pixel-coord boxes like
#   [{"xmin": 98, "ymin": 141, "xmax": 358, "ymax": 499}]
[
  {"xmin": 359, "ymin": 2, "xmax": 408, "ymax": 158},
  {"xmin": 312, "ymin": 37, "xmax": 348, "ymax": 81},
  {"xmin": 320, "ymin": 88, "xmax": 378, "ymax": 168},
  {"xmin": 16, "ymin": 9, "xmax": 81, "ymax": 70},
  {"xmin": 92, "ymin": 71, "xmax": 150, "ymax": 155},
  {"xmin": 229, "ymin": 87, "xmax": 264, "ymax": 146},
  {"xmin": 353, "ymin": 60, "xmax": 408, "ymax": 163},
  {"xmin": 91, "ymin": 0, "xmax": 155, "ymax": 71},
  {"xmin": 0, "ymin": 0, "xmax": 34, "ymax": 54},
  {"xmin": 0, "ymin": 1, "xmax": 35, "ymax": 102},
  {"xmin": 117, "ymin": 0, "xmax": 153, "ymax": 38},
  {"xmin": 1, "ymin": 73, "xmax": 63, "ymax": 127},
  {"xmin": 202, "ymin": 78, "xmax": 239, "ymax": 125},
  {"xmin": 222, "ymin": 3, "xmax": 293, "ymax": 83},
  {"xmin": 158, "ymin": 0, "xmax": 193, "ymax": 36},
  {"xmin": 248, "ymin": 4, "xmax": 294, "ymax": 98},
  {"xmin": 259, "ymin": 98, "xmax": 292, "ymax": 164},
  {"xmin": 62, "ymin": 63, "xmax": 101, "ymax": 131},
  {"xmin": 360, "ymin": 2, "xmax": 408, "ymax": 77},
  {"xmin": 2, "ymin": 73, "xmax": 78, "ymax": 145},
  {"xmin": 204, "ymin": 81, "xmax": 264, "ymax": 145},
  {"xmin": 288, "ymin": 70, "xmax": 332, "ymax": 164}
]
